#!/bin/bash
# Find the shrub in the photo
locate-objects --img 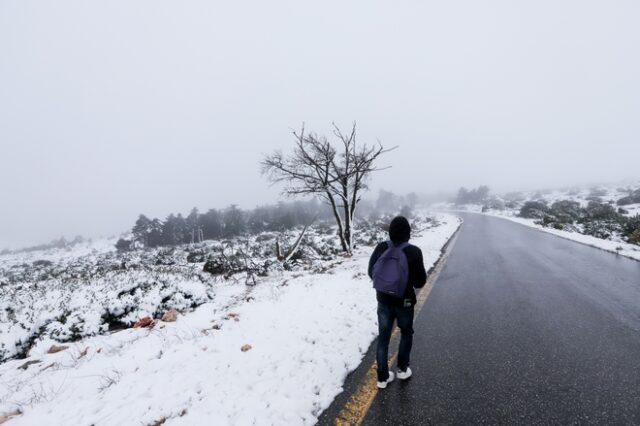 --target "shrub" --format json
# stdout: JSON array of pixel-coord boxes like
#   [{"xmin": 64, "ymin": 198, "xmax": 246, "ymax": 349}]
[
  {"xmin": 505, "ymin": 201, "xmax": 519, "ymax": 209},
  {"xmin": 589, "ymin": 187, "xmax": 608, "ymax": 197},
  {"xmin": 519, "ymin": 201, "xmax": 549, "ymax": 219},
  {"xmin": 582, "ymin": 221, "xmax": 622, "ymax": 240},
  {"xmin": 622, "ymin": 215, "xmax": 640, "ymax": 244},
  {"xmin": 617, "ymin": 189, "xmax": 640, "ymax": 206},
  {"xmin": 484, "ymin": 197, "xmax": 505, "ymax": 210},
  {"xmin": 550, "ymin": 200, "xmax": 582, "ymax": 223},
  {"xmin": 537, "ymin": 215, "xmax": 576, "ymax": 231},
  {"xmin": 583, "ymin": 201, "xmax": 619, "ymax": 221},
  {"xmin": 203, "ymin": 254, "xmax": 244, "ymax": 276},
  {"xmin": 115, "ymin": 238, "xmax": 133, "ymax": 252}
]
